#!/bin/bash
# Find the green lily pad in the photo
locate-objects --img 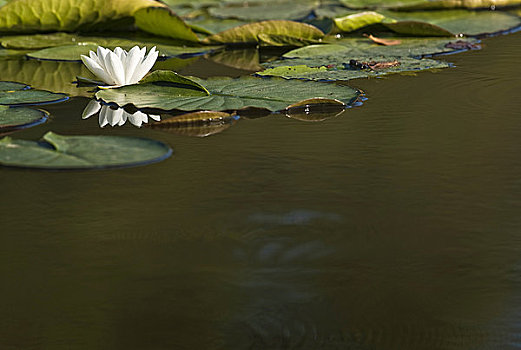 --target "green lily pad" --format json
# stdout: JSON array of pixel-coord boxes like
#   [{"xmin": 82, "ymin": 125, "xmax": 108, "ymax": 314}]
[
  {"xmin": 382, "ymin": 9, "xmax": 521, "ymax": 36},
  {"xmin": 0, "ymin": 131, "xmax": 172, "ymax": 170},
  {"xmin": 96, "ymin": 75, "xmax": 360, "ymax": 111},
  {"xmin": 140, "ymin": 70, "xmax": 210, "ymax": 94},
  {"xmin": 147, "ymin": 110, "xmax": 239, "ymax": 137},
  {"xmin": 392, "ymin": 0, "xmax": 521, "ymax": 10},
  {"xmin": 0, "ymin": 105, "xmax": 47, "ymax": 131},
  {"xmin": 202, "ymin": 20, "xmax": 324, "ymax": 46},
  {"xmin": 305, "ymin": 37, "xmax": 480, "ymax": 58},
  {"xmin": 27, "ymin": 43, "xmax": 100, "ymax": 61},
  {"xmin": 134, "ymin": 7, "xmax": 199, "ymax": 42},
  {"xmin": 259, "ymin": 55, "xmax": 449, "ymax": 81},
  {"xmin": 0, "ymin": 81, "xmax": 27, "ymax": 91},
  {"xmin": 340, "ymin": 0, "xmax": 430, "ymax": 9},
  {"xmin": 333, "ymin": 11, "xmax": 387, "ymax": 32},
  {"xmin": 0, "ymin": 0, "xmax": 164, "ymax": 33},
  {"xmin": 208, "ymin": 2, "xmax": 315, "ymax": 21},
  {"xmin": 0, "ymin": 86, "xmax": 68, "ymax": 106}
]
